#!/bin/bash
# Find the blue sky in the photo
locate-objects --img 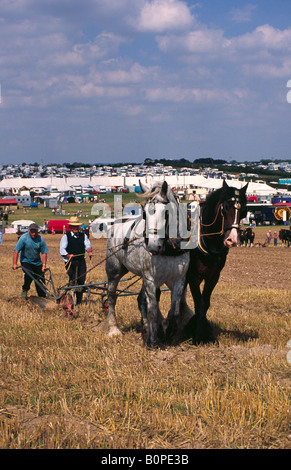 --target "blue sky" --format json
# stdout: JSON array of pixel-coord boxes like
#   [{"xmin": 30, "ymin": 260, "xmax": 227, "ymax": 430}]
[{"xmin": 1, "ymin": 0, "xmax": 291, "ymax": 165}]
